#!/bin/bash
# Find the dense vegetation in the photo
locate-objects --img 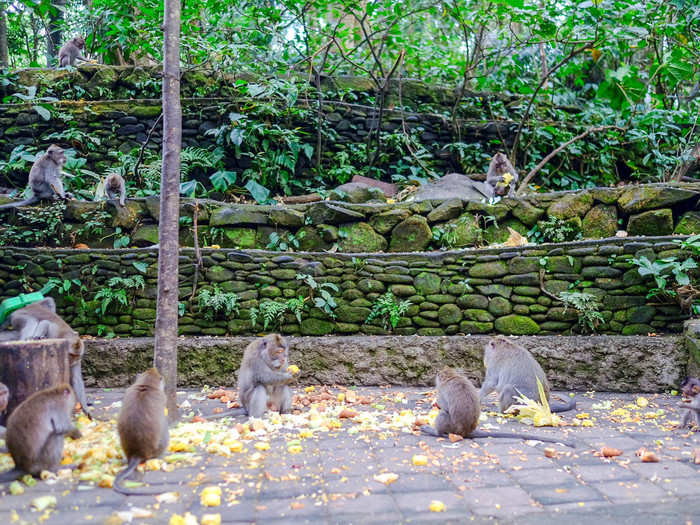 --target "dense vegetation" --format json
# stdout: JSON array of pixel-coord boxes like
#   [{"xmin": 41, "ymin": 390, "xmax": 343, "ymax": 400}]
[{"xmin": 0, "ymin": 0, "xmax": 698, "ymax": 199}]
